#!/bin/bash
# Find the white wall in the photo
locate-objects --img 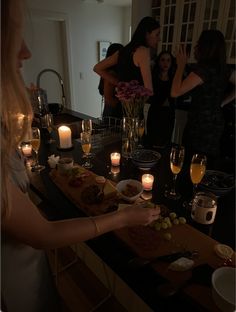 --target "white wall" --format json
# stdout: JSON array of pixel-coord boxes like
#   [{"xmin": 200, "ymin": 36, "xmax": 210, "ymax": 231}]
[{"xmin": 25, "ymin": 0, "xmax": 131, "ymax": 118}]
